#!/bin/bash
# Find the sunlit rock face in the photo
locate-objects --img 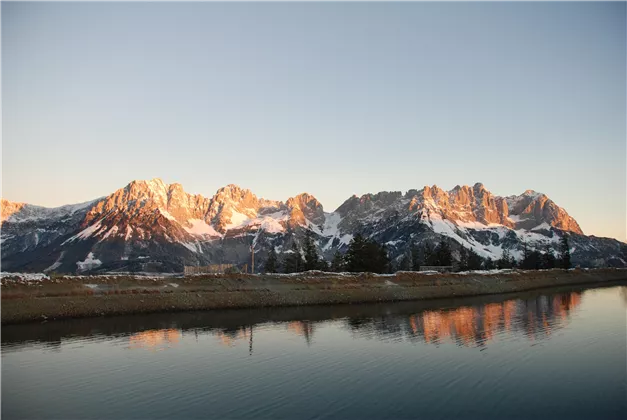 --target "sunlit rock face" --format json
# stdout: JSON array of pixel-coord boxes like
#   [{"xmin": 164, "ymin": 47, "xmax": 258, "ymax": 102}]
[
  {"xmin": 505, "ymin": 191, "xmax": 583, "ymax": 234},
  {"xmin": 1, "ymin": 179, "xmax": 624, "ymax": 273},
  {"xmin": 1, "ymin": 199, "xmax": 28, "ymax": 222}
]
